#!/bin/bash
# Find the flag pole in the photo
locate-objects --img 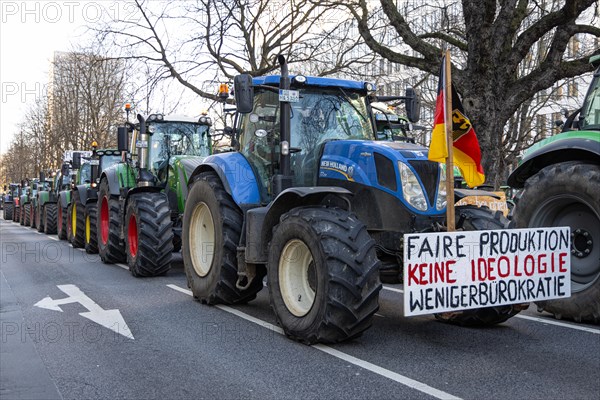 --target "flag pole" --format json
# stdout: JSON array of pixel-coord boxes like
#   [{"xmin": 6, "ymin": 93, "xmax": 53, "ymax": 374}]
[{"xmin": 444, "ymin": 50, "xmax": 456, "ymax": 231}]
